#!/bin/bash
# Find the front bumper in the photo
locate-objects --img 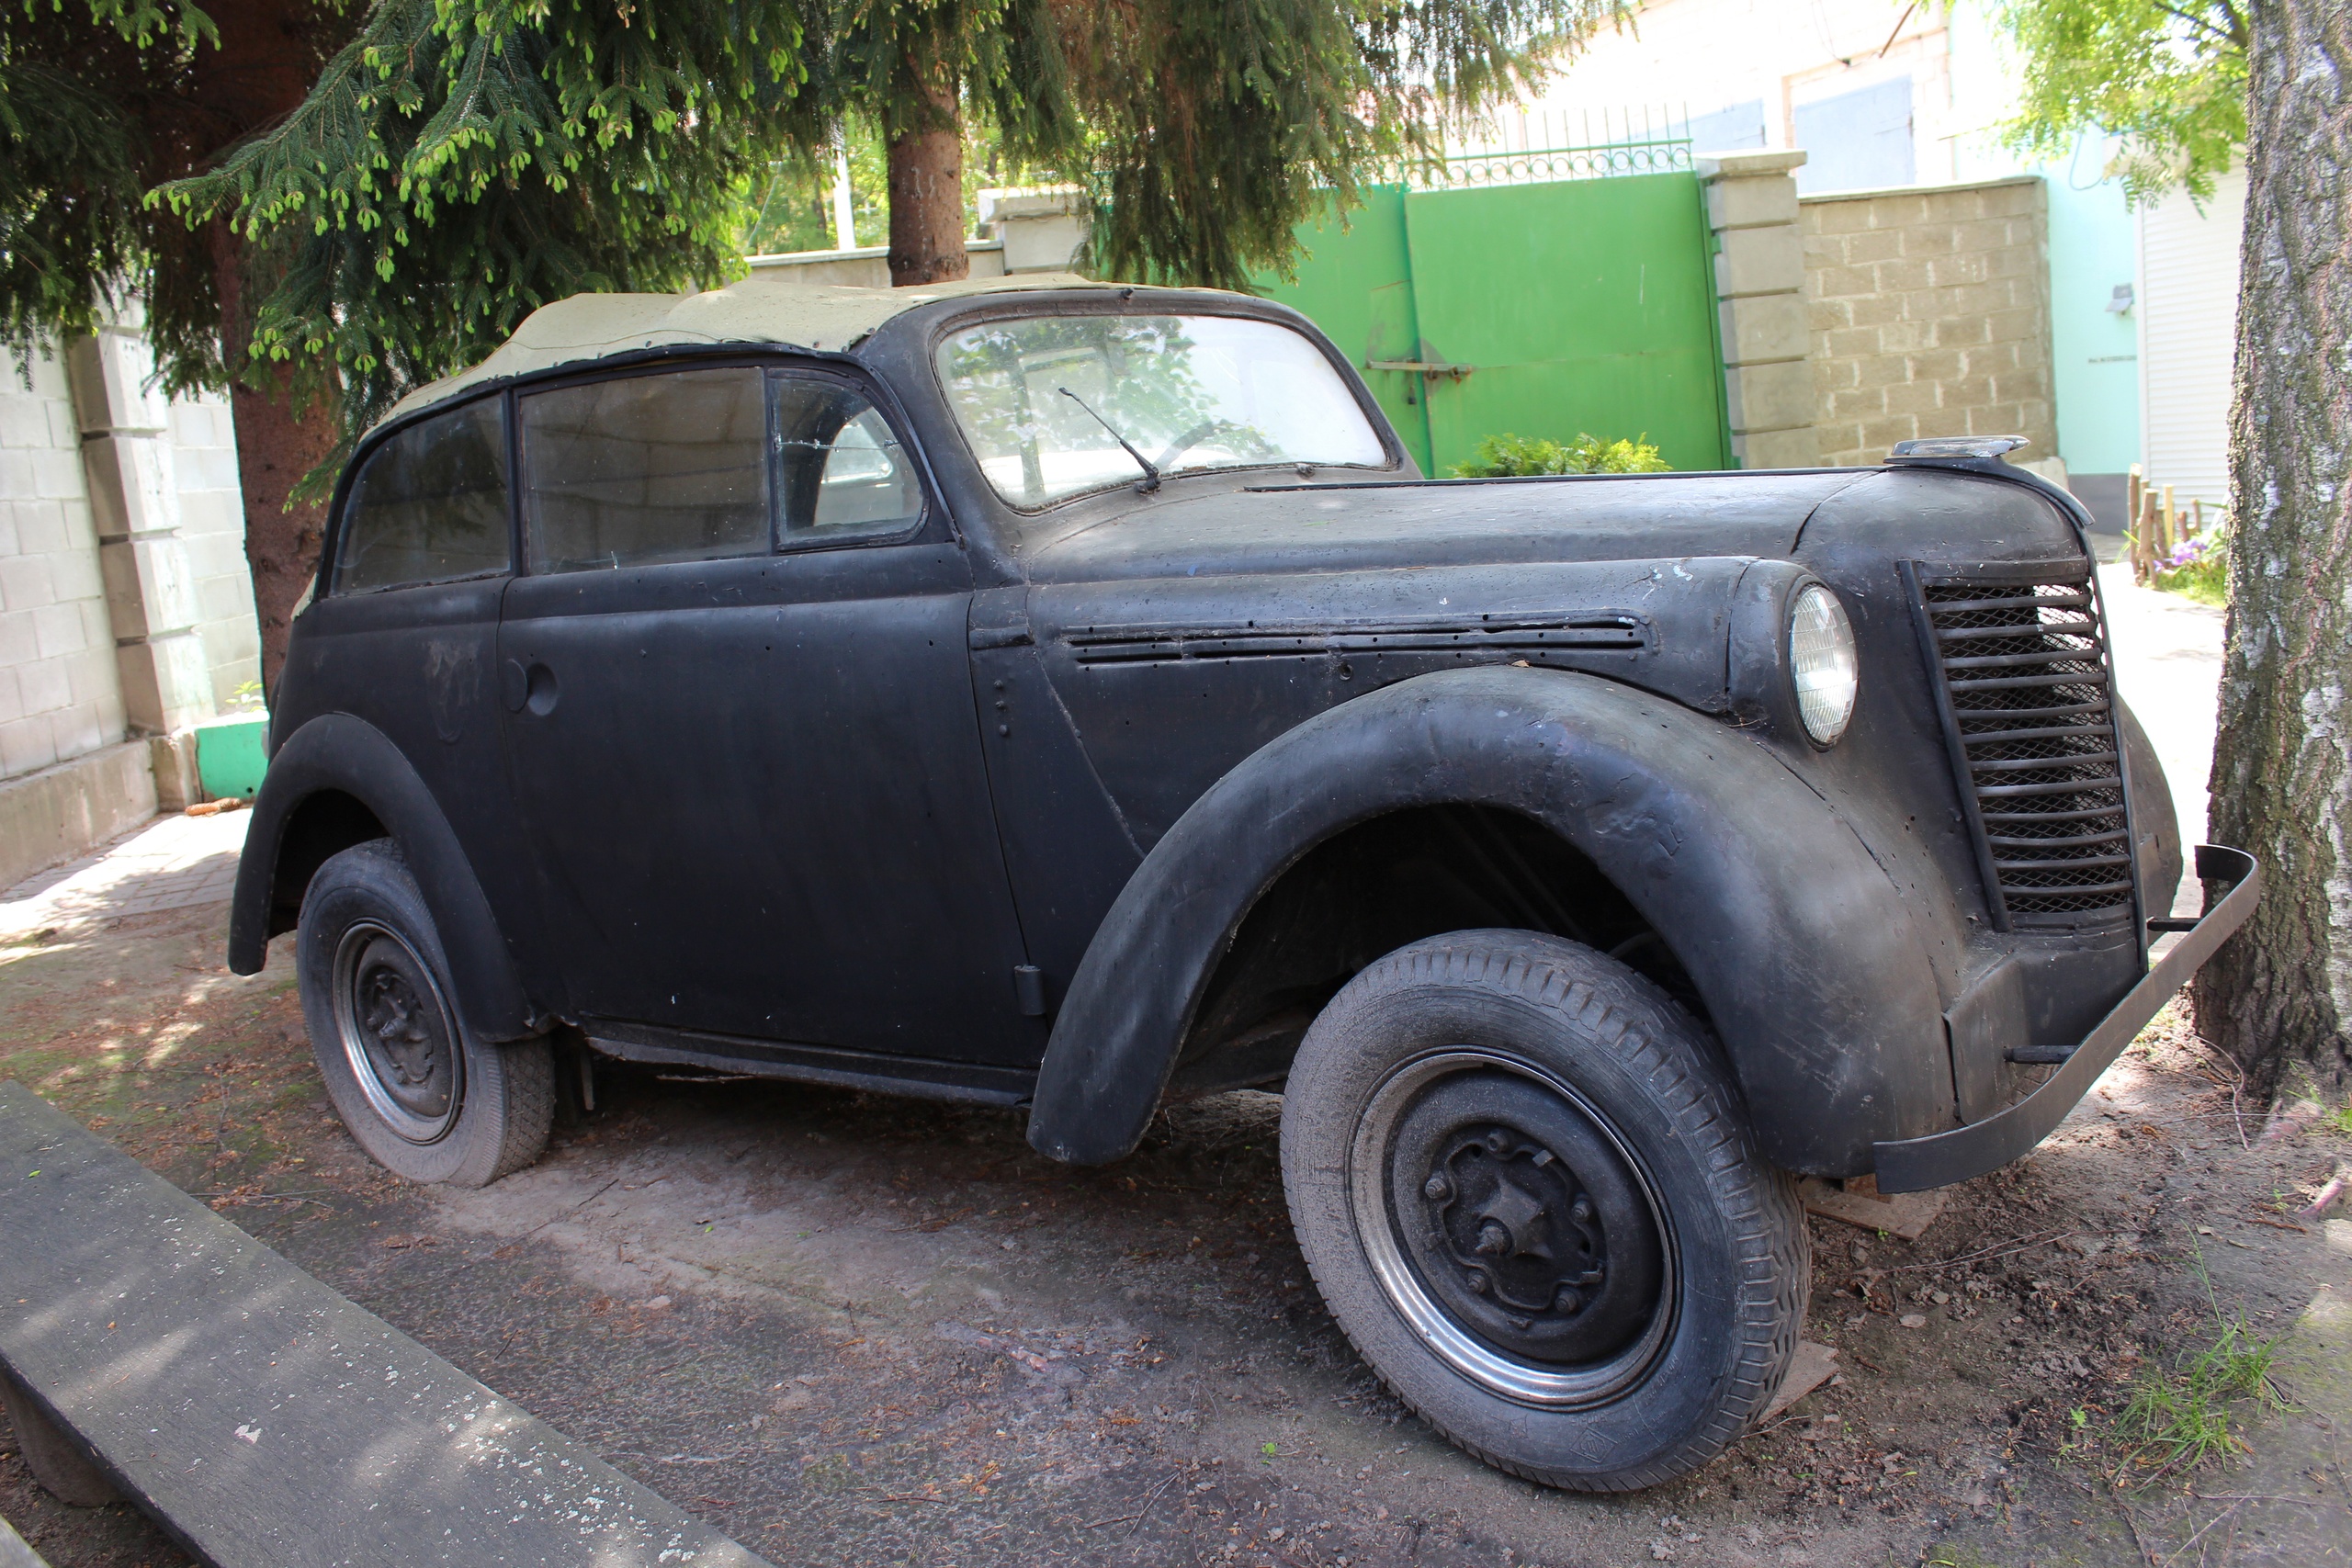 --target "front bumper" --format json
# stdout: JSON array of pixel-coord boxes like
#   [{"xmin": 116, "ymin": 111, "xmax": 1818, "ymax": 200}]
[{"xmin": 1872, "ymin": 844, "xmax": 2260, "ymax": 1194}]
